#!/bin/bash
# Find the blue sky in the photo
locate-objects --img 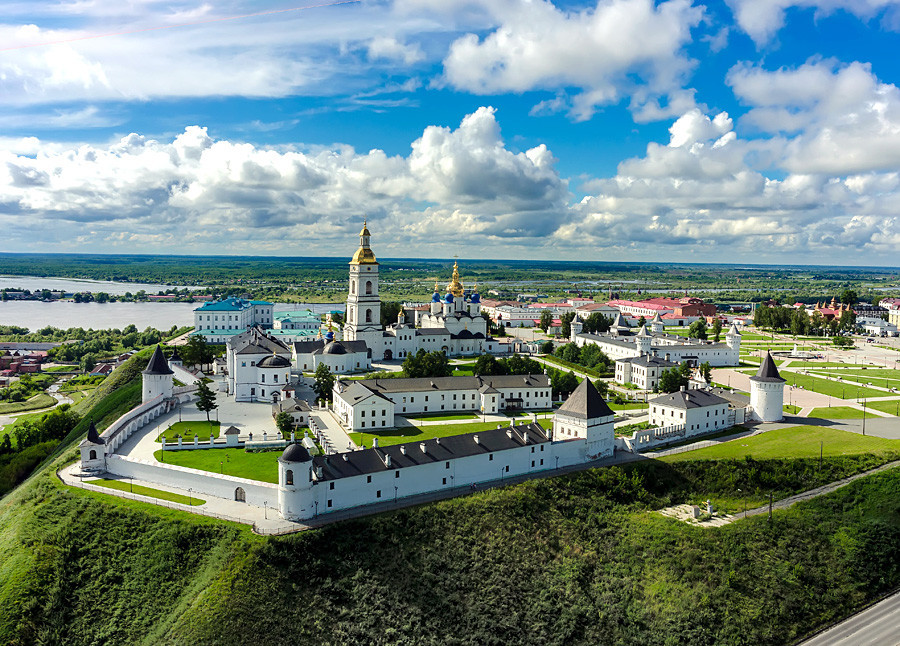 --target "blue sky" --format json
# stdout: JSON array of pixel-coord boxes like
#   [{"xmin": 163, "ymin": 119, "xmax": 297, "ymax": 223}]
[{"xmin": 2, "ymin": 0, "xmax": 900, "ymax": 266}]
